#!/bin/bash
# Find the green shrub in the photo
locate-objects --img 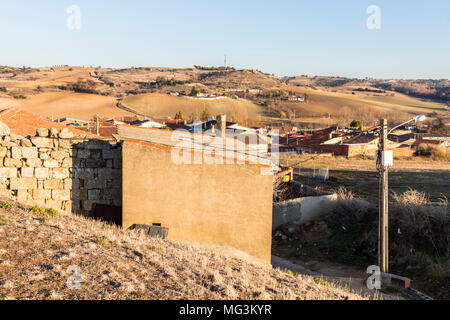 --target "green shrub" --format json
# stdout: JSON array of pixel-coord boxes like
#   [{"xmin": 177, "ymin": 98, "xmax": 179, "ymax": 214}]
[
  {"xmin": 190, "ymin": 87, "xmax": 200, "ymax": 97},
  {"xmin": 0, "ymin": 201, "xmax": 12, "ymax": 210},
  {"xmin": 285, "ymin": 269, "xmax": 298, "ymax": 276},
  {"xmin": 350, "ymin": 120, "xmax": 363, "ymax": 128},
  {"xmin": 95, "ymin": 235, "xmax": 111, "ymax": 246},
  {"xmin": 28, "ymin": 206, "xmax": 59, "ymax": 217},
  {"xmin": 313, "ymin": 277, "xmax": 331, "ymax": 287}
]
